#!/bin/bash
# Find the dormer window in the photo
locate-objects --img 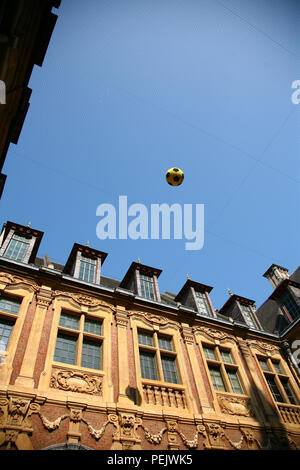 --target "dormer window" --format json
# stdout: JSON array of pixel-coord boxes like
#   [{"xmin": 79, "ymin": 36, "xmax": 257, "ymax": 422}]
[
  {"xmin": 194, "ymin": 291, "xmax": 211, "ymax": 316},
  {"xmin": 4, "ymin": 233, "xmax": 30, "ymax": 261},
  {"xmin": 139, "ymin": 273, "xmax": 156, "ymax": 301},
  {"xmin": 78, "ymin": 255, "xmax": 97, "ymax": 283},
  {"xmin": 119, "ymin": 262, "xmax": 162, "ymax": 302},
  {"xmin": 174, "ymin": 279, "xmax": 215, "ymax": 317},
  {"xmin": 0, "ymin": 222, "xmax": 43, "ymax": 264},
  {"xmin": 240, "ymin": 304, "xmax": 257, "ymax": 329},
  {"xmin": 219, "ymin": 294, "xmax": 261, "ymax": 330},
  {"xmin": 63, "ymin": 243, "xmax": 107, "ymax": 285}
]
